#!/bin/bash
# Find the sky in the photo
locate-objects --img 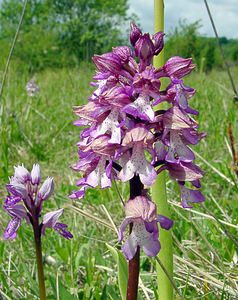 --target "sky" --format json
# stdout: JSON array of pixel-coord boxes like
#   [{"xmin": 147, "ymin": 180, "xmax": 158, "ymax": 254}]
[{"xmin": 128, "ymin": 0, "xmax": 238, "ymax": 39}]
